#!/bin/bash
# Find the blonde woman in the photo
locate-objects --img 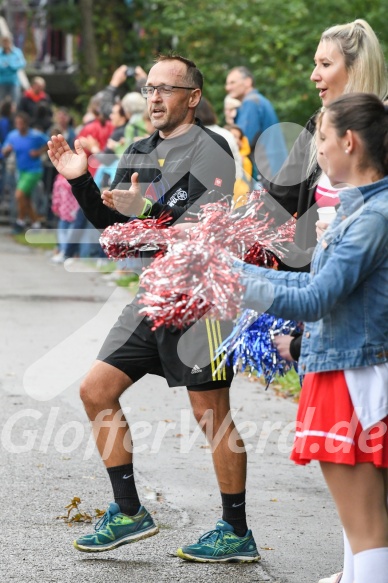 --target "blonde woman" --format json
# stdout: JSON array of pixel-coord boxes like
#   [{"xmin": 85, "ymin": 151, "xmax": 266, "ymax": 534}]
[{"xmin": 265, "ymin": 19, "xmax": 388, "ymax": 255}]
